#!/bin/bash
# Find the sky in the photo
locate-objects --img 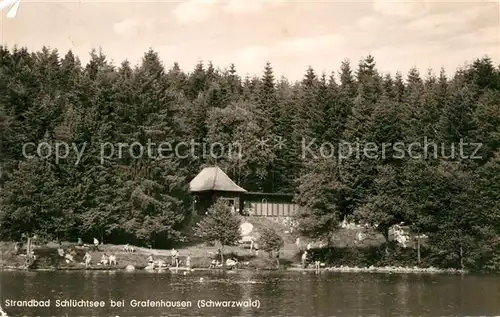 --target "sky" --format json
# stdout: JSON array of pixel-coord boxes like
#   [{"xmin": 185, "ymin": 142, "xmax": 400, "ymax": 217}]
[{"xmin": 0, "ymin": 0, "xmax": 499, "ymax": 81}]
